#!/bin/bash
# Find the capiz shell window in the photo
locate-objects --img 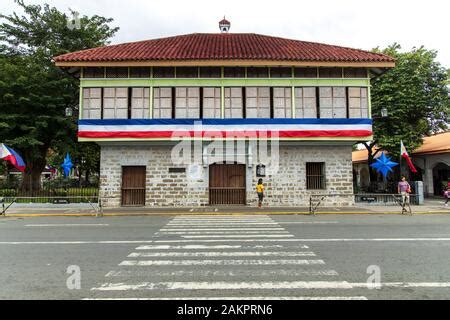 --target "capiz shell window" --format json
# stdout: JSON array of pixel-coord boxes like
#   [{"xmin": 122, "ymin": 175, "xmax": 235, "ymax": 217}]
[
  {"xmin": 82, "ymin": 88, "xmax": 102, "ymax": 119},
  {"xmin": 131, "ymin": 88, "xmax": 150, "ymax": 119},
  {"xmin": 246, "ymin": 87, "xmax": 270, "ymax": 118},
  {"xmin": 295, "ymin": 87, "xmax": 317, "ymax": 118},
  {"xmin": 224, "ymin": 87, "xmax": 243, "ymax": 118},
  {"xmin": 348, "ymin": 87, "xmax": 368, "ymax": 118},
  {"xmin": 103, "ymin": 87, "xmax": 128, "ymax": 119},
  {"xmin": 319, "ymin": 87, "xmax": 346, "ymax": 118},
  {"xmin": 203, "ymin": 87, "xmax": 221, "ymax": 118},
  {"xmin": 175, "ymin": 87, "xmax": 200, "ymax": 118},
  {"xmin": 153, "ymin": 87, "xmax": 172, "ymax": 119},
  {"xmin": 273, "ymin": 87, "xmax": 292, "ymax": 118}
]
